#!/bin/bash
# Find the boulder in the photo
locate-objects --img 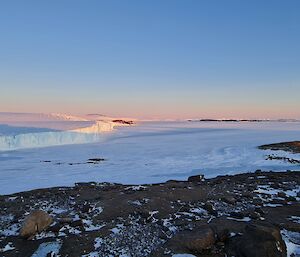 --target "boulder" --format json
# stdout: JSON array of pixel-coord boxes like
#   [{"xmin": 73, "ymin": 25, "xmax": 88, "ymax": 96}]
[
  {"xmin": 20, "ymin": 210, "xmax": 53, "ymax": 239},
  {"xmin": 188, "ymin": 175, "xmax": 204, "ymax": 183},
  {"xmin": 184, "ymin": 225, "xmax": 216, "ymax": 252},
  {"xmin": 228, "ymin": 223, "xmax": 287, "ymax": 257}
]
